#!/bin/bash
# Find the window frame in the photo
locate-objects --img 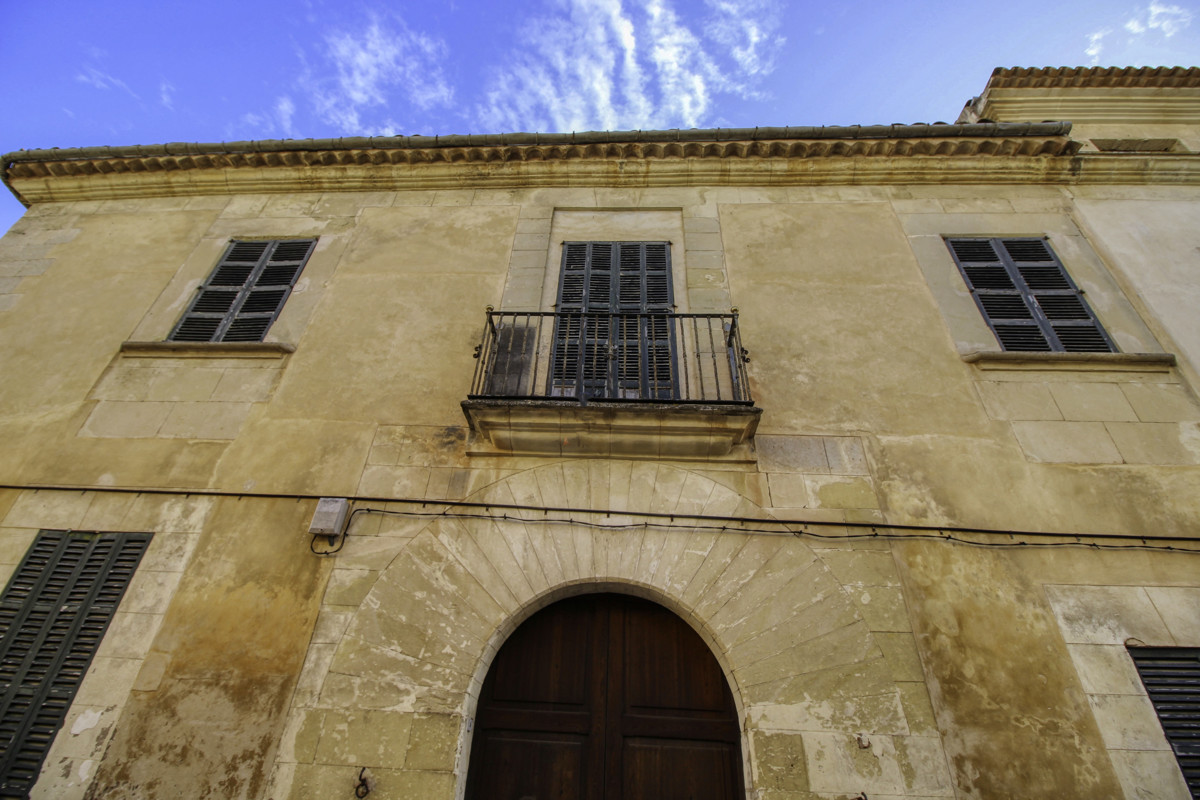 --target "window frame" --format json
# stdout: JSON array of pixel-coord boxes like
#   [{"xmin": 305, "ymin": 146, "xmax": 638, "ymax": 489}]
[
  {"xmin": 168, "ymin": 238, "xmax": 315, "ymax": 344},
  {"xmin": 945, "ymin": 236, "xmax": 1118, "ymax": 353}
]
